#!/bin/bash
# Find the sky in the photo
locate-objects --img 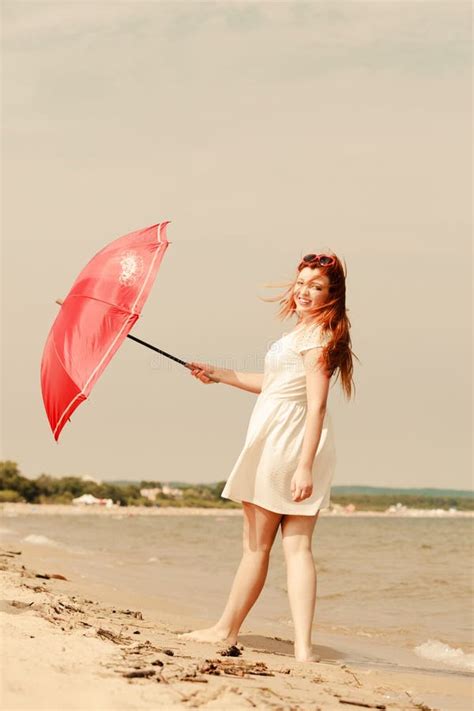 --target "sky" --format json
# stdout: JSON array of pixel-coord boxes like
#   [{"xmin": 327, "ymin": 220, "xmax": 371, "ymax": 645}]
[{"xmin": 1, "ymin": 1, "xmax": 472, "ymax": 489}]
